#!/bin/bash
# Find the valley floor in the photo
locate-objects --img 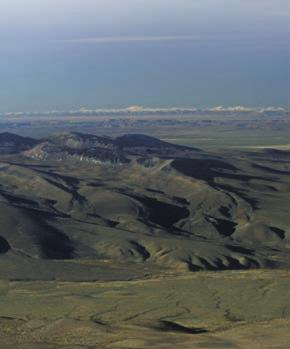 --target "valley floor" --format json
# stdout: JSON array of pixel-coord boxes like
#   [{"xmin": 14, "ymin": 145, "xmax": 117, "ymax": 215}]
[{"xmin": 1, "ymin": 269, "xmax": 290, "ymax": 348}]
